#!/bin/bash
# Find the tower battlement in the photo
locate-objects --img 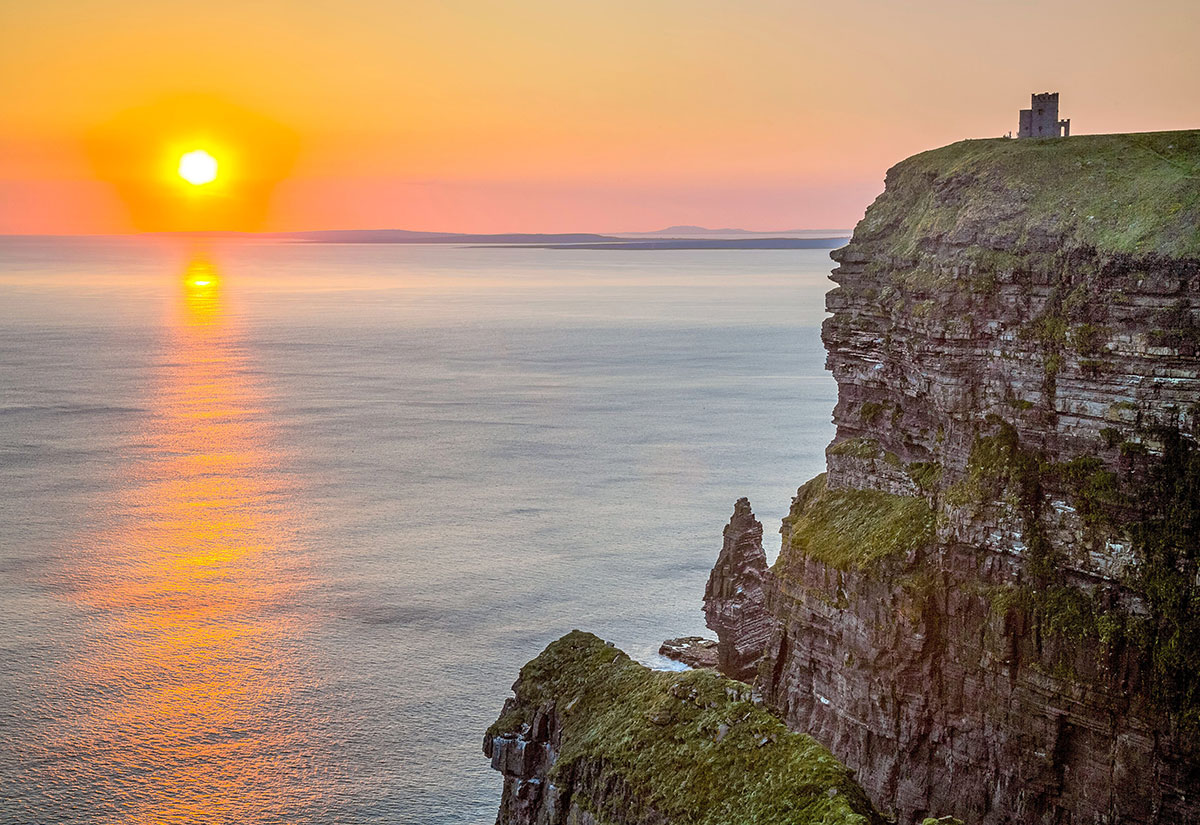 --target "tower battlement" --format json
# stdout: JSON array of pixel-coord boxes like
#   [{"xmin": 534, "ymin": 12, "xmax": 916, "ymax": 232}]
[{"xmin": 1018, "ymin": 91, "xmax": 1070, "ymax": 138}]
